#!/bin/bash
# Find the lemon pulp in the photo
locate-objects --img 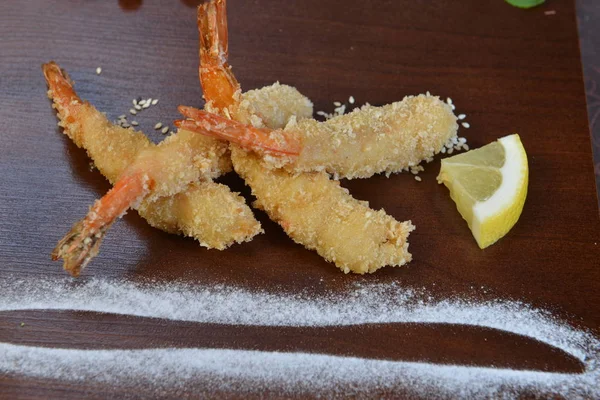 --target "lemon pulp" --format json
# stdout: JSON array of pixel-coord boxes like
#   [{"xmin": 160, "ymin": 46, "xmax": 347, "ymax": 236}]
[{"xmin": 437, "ymin": 134, "xmax": 528, "ymax": 248}]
